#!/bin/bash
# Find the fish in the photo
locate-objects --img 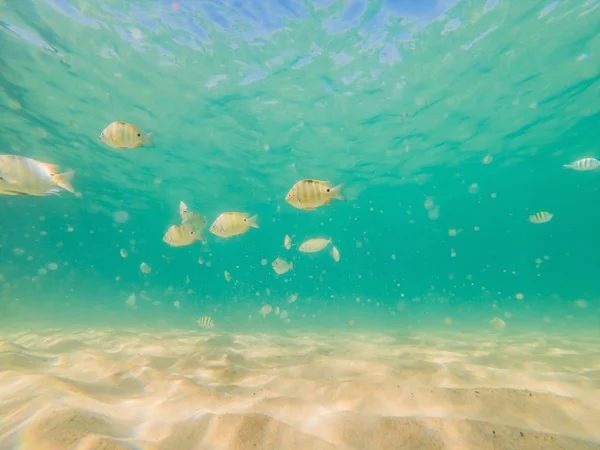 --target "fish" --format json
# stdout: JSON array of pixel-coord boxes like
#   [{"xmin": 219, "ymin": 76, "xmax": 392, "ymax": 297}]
[
  {"xmin": 298, "ymin": 238, "xmax": 332, "ymax": 253},
  {"xmin": 272, "ymin": 257, "xmax": 293, "ymax": 275},
  {"xmin": 529, "ymin": 211, "xmax": 553, "ymax": 224},
  {"xmin": 284, "ymin": 234, "xmax": 292, "ymax": 250},
  {"xmin": 209, "ymin": 212, "xmax": 259, "ymax": 238},
  {"xmin": 163, "ymin": 223, "xmax": 198, "ymax": 247},
  {"xmin": 179, "ymin": 201, "xmax": 207, "ymax": 242},
  {"xmin": 563, "ymin": 158, "xmax": 600, "ymax": 171},
  {"xmin": 0, "ymin": 155, "xmax": 76, "ymax": 196},
  {"xmin": 224, "ymin": 270, "xmax": 231, "ymax": 282},
  {"xmin": 285, "ymin": 179, "xmax": 344, "ymax": 210},
  {"xmin": 99, "ymin": 121, "xmax": 153, "ymax": 149},
  {"xmin": 197, "ymin": 316, "xmax": 214, "ymax": 328},
  {"xmin": 332, "ymin": 246, "xmax": 340, "ymax": 262}
]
